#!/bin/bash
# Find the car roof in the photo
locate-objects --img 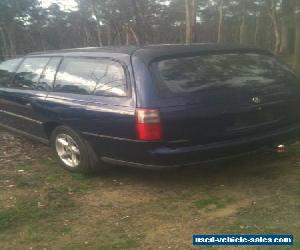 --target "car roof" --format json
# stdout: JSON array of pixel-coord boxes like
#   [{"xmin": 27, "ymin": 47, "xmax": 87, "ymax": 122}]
[
  {"xmin": 132, "ymin": 44, "xmax": 273, "ymax": 65},
  {"xmin": 29, "ymin": 44, "xmax": 273, "ymax": 64},
  {"xmin": 28, "ymin": 46, "xmax": 139, "ymax": 56}
]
